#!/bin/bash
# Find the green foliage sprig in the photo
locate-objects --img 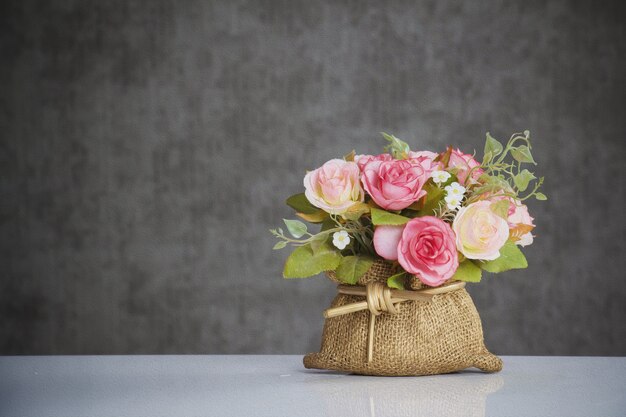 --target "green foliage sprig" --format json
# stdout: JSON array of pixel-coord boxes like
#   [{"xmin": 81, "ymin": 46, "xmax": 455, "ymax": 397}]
[{"xmin": 469, "ymin": 131, "xmax": 546, "ymax": 203}]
